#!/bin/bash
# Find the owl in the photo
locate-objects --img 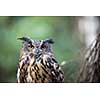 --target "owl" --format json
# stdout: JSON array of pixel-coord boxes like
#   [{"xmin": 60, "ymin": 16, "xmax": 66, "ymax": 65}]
[
  {"xmin": 78, "ymin": 33, "xmax": 100, "ymax": 82},
  {"xmin": 17, "ymin": 37, "xmax": 64, "ymax": 83}
]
